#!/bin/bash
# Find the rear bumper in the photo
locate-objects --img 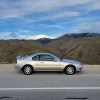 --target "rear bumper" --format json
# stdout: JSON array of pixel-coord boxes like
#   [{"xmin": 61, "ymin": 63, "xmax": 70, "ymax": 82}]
[{"xmin": 14, "ymin": 64, "xmax": 21, "ymax": 71}]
